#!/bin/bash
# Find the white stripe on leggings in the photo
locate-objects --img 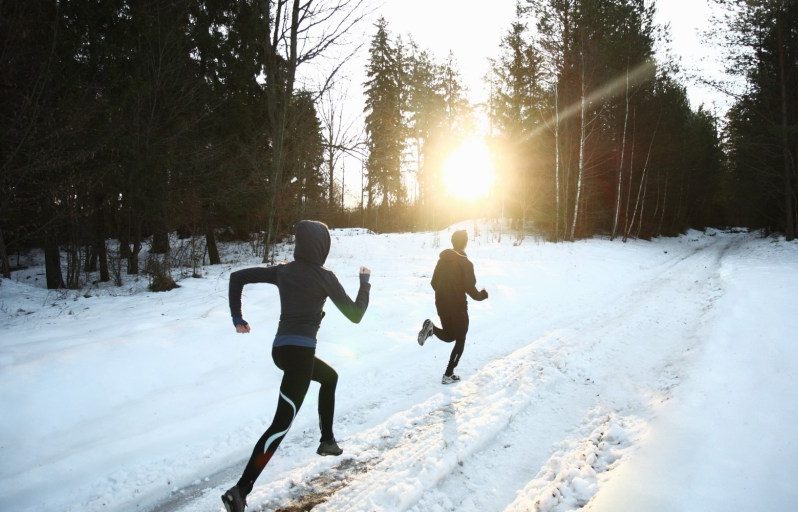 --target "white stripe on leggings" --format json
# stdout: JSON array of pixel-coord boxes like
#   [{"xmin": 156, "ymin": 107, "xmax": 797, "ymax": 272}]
[{"xmin": 262, "ymin": 390, "xmax": 298, "ymax": 453}]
